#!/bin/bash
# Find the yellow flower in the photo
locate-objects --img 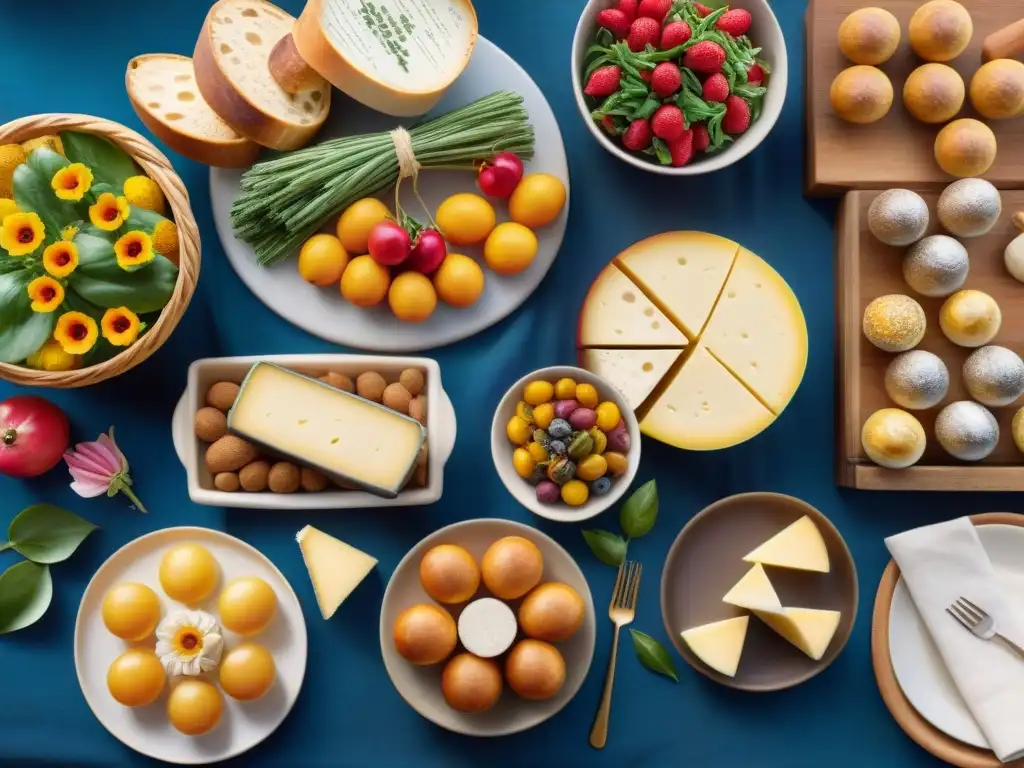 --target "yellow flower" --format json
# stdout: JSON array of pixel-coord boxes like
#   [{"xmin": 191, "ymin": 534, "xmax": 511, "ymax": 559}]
[
  {"xmin": 26, "ymin": 339, "xmax": 81, "ymax": 371},
  {"xmin": 54, "ymin": 311, "xmax": 98, "ymax": 355},
  {"xmin": 123, "ymin": 176, "xmax": 165, "ymax": 215},
  {"xmin": 51, "ymin": 163, "xmax": 93, "ymax": 202},
  {"xmin": 21, "ymin": 135, "xmax": 64, "ymax": 157},
  {"xmin": 152, "ymin": 219, "xmax": 178, "ymax": 259},
  {"xmin": 27, "ymin": 276, "xmax": 65, "ymax": 313},
  {"xmin": 89, "ymin": 192, "xmax": 130, "ymax": 231},
  {"xmin": 0, "ymin": 198, "xmax": 18, "ymax": 221},
  {"xmin": 62, "ymin": 224, "xmax": 78, "ymax": 242},
  {"xmin": 0, "ymin": 144, "xmax": 26, "ymax": 199},
  {"xmin": 101, "ymin": 307, "xmax": 141, "ymax": 347},
  {"xmin": 114, "ymin": 230, "xmax": 154, "ymax": 270},
  {"xmin": 42, "ymin": 241, "xmax": 79, "ymax": 278},
  {"xmin": 0, "ymin": 211, "xmax": 45, "ymax": 256}
]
